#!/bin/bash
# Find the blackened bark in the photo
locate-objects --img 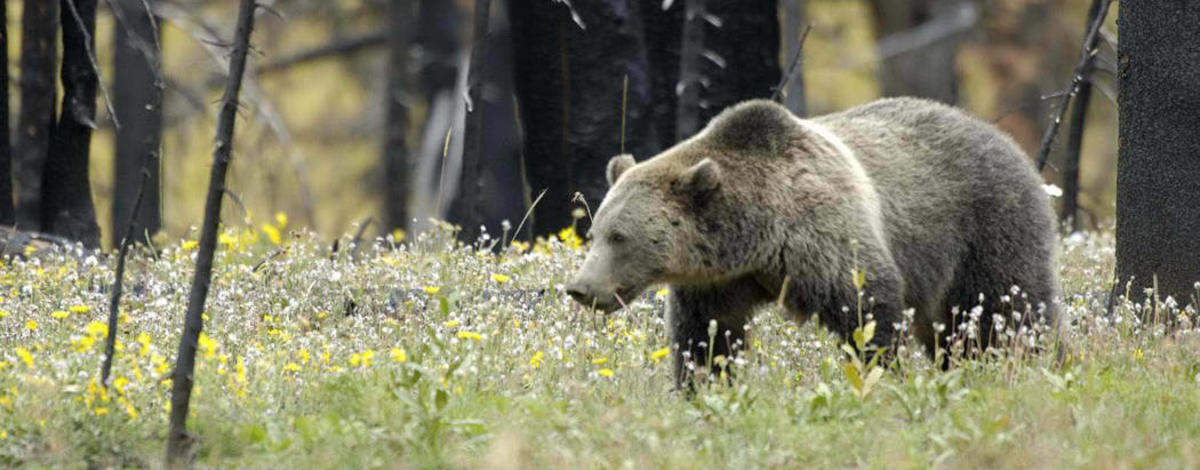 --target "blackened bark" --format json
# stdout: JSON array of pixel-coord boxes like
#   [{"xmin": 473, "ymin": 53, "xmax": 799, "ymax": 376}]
[
  {"xmin": 702, "ymin": 0, "xmax": 780, "ymax": 123},
  {"xmin": 42, "ymin": 0, "xmax": 100, "ymax": 248},
  {"xmin": 1060, "ymin": 77, "xmax": 1090, "ymax": 233},
  {"xmin": 112, "ymin": 0, "xmax": 163, "ymax": 245},
  {"xmin": 868, "ymin": 0, "xmax": 960, "ymax": 103},
  {"xmin": 1115, "ymin": 1, "xmax": 1200, "ymax": 308},
  {"xmin": 781, "ymin": 0, "xmax": 807, "ymax": 116},
  {"xmin": 510, "ymin": 0, "xmax": 658, "ymax": 237},
  {"xmin": 166, "ymin": 0, "xmax": 258, "ymax": 463},
  {"xmin": 1034, "ymin": 0, "xmax": 1111, "ymax": 172},
  {"xmin": 0, "ymin": 0, "xmax": 12, "ymax": 226},
  {"xmin": 674, "ymin": 0, "xmax": 706, "ymax": 142},
  {"xmin": 416, "ymin": 0, "xmax": 460, "ymax": 98},
  {"xmin": 643, "ymin": 0, "xmax": 683, "ymax": 149},
  {"xmin": 382, "ymin": 0, "xmax": 415, "ymax": 234},
  {"xmin": 457, "ymin": 0, "xmax": 492, "ymax": 241},
  {"xmin": 15, "ymin": 0, "xmax": 57, "ymax": 230}
]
